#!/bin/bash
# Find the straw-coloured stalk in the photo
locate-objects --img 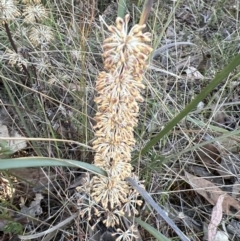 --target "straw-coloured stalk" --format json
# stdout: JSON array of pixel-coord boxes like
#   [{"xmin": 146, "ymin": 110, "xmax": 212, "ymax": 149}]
[{"xmin": 90, "ymin": 14, "xmax": 152, "ymax": 226}]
